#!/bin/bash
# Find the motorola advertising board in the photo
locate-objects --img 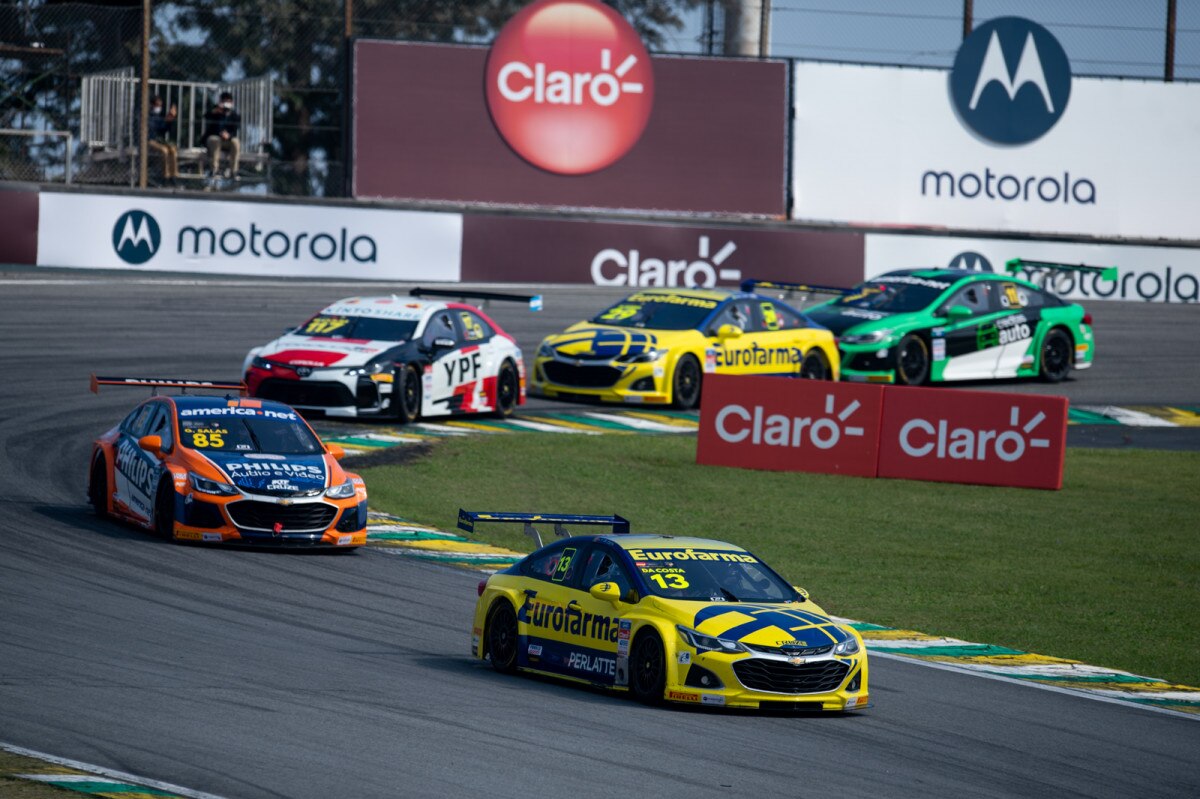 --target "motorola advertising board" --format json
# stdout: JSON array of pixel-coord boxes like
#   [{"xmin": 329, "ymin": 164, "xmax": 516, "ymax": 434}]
[
  {"xmin": 35, "ymin": 192, "xmax": 463, "ymax": 280},
  {"xmin": 352, "ymin": 0, "xmax": 788, "ymax": 216},
  {"xmin": 866, "ymin": 234, "xmax": 1200, "ymax": 304},
  {"xmin": 791, "ymin": 17, "xmax": 1200, "ymax": 240}
]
